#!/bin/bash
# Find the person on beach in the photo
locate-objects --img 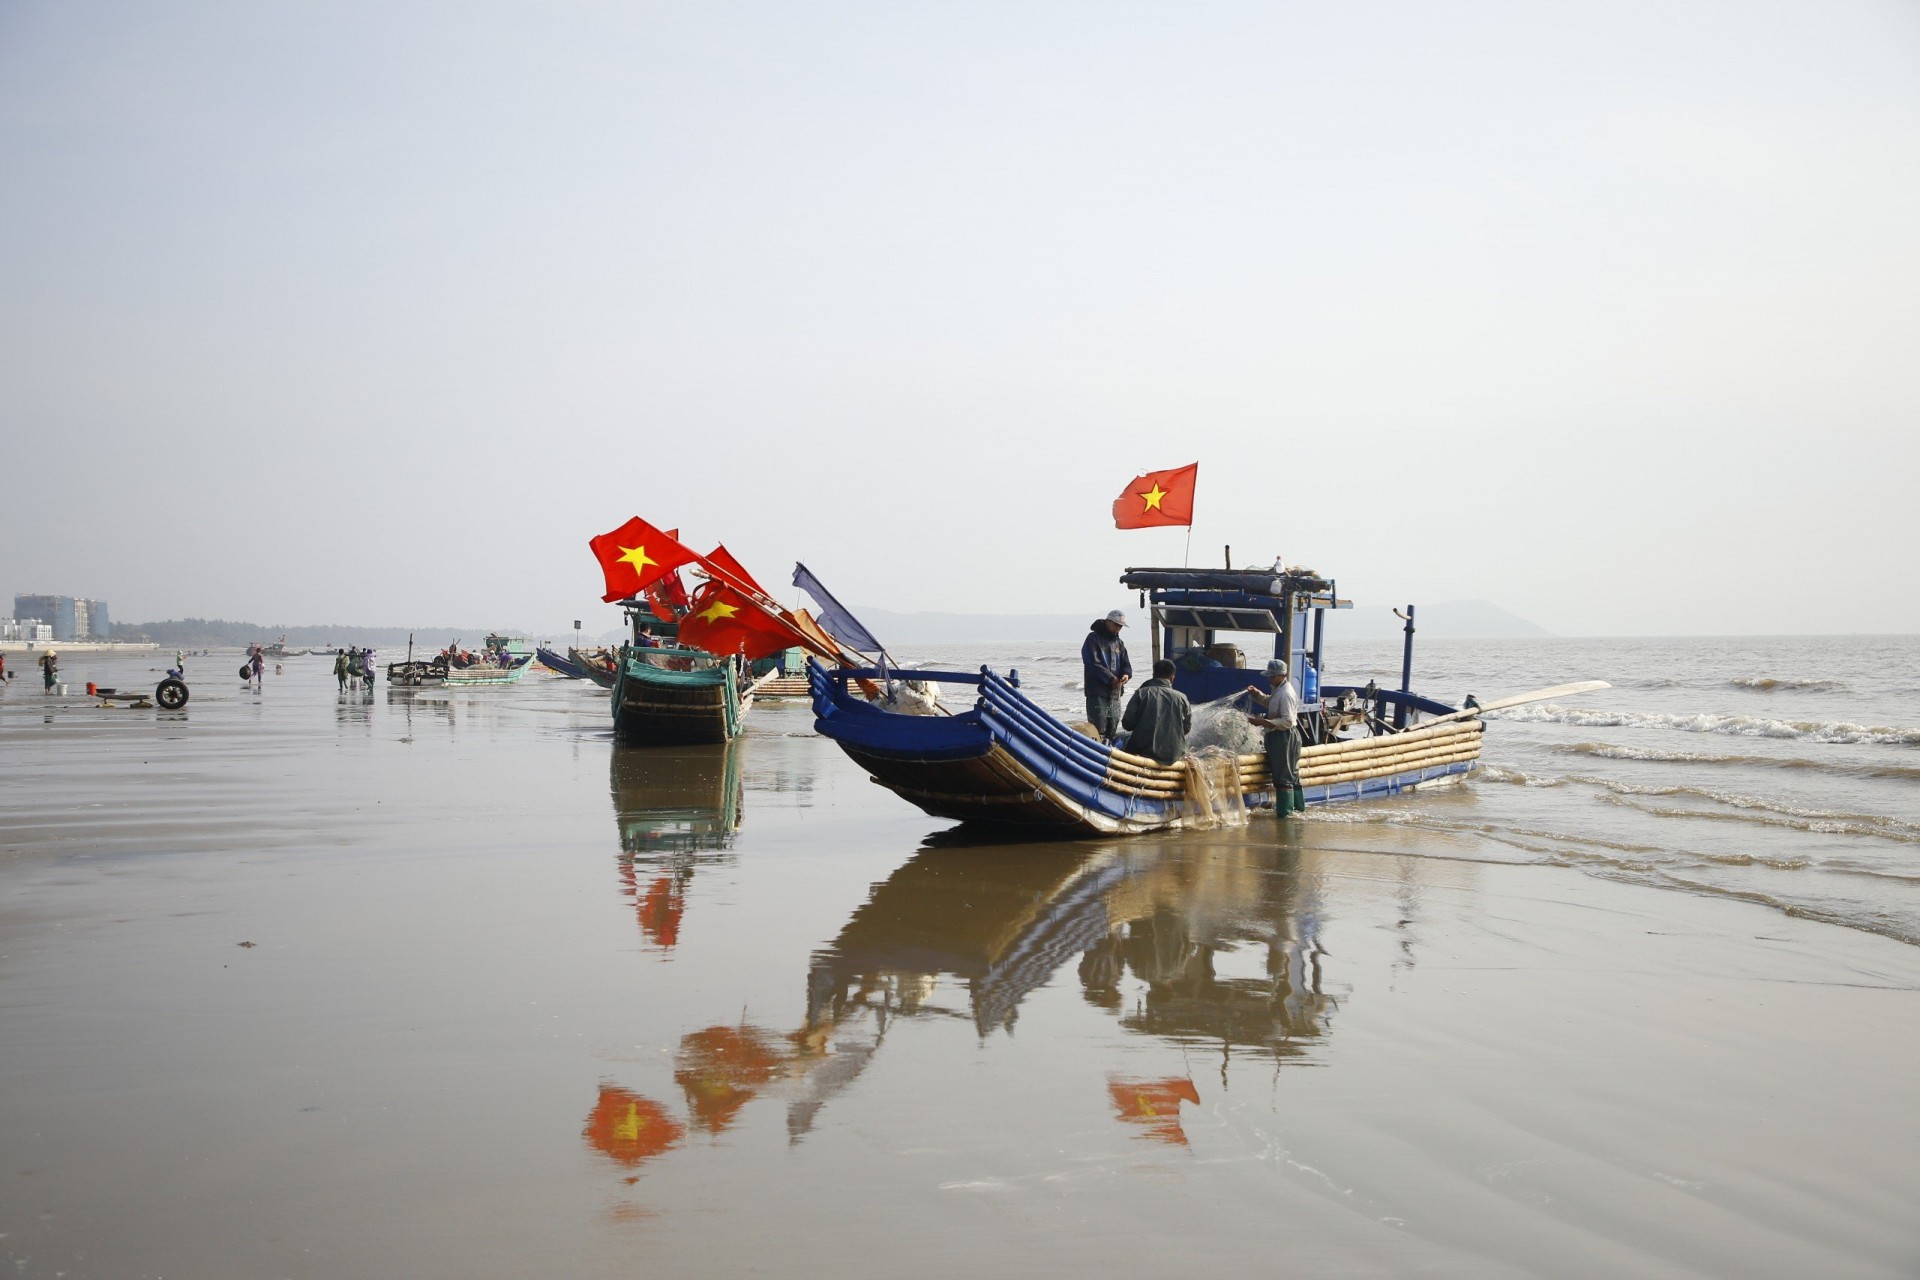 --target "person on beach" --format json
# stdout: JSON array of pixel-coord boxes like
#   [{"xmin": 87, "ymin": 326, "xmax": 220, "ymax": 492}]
[
  {"xmin": 1081, "ymin": 610, "xmax": 1133, "ymax": 743},
  {"xmin": 1247, "ymin": 659, "xmax": 1305, "ymax": 815},
  {"xmin": 1121, "ymin": 660, "xmax": 1192, "ymax": 765},
  {"xmin": 334, "ymin": 648, "xmax": 350, "ymax": 691},
  {"xmin": 0, "ymin": 652, "xmax": 7, "ymax": 682},
  {"xmin": 249, "ymin": 646, "xmax": 265, "ymax": 686},
  {"xmin": 363, "ymin": 648, "xmax": 375, "ymax": 689},
  {"xmin": 39, "ymin": 650, "xmax": 57, "ymax": 692}
]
